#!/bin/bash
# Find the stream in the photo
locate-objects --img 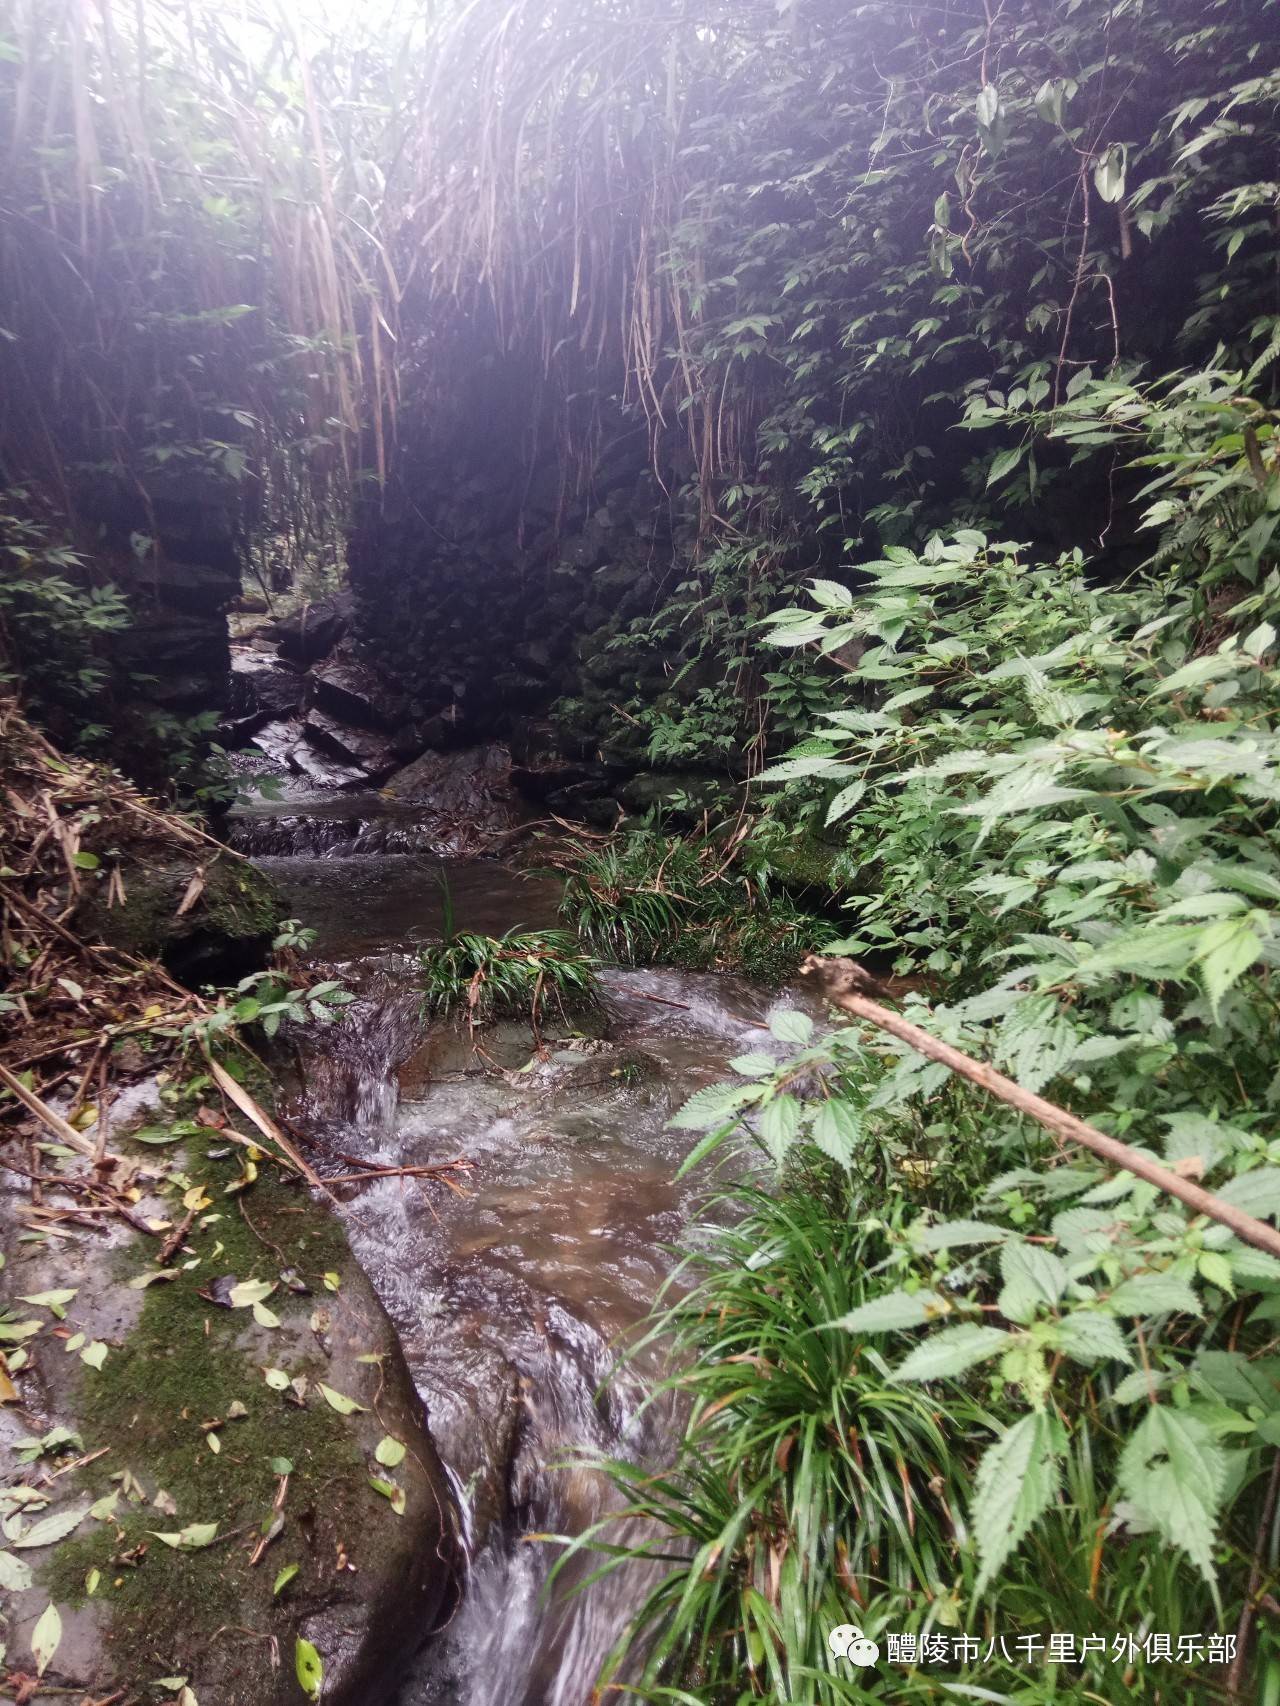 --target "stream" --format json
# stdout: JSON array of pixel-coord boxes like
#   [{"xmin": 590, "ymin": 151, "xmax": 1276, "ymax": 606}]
[{"xmin": 240, "ymin": 794, "xmax": 798, "ymax": 1705}]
